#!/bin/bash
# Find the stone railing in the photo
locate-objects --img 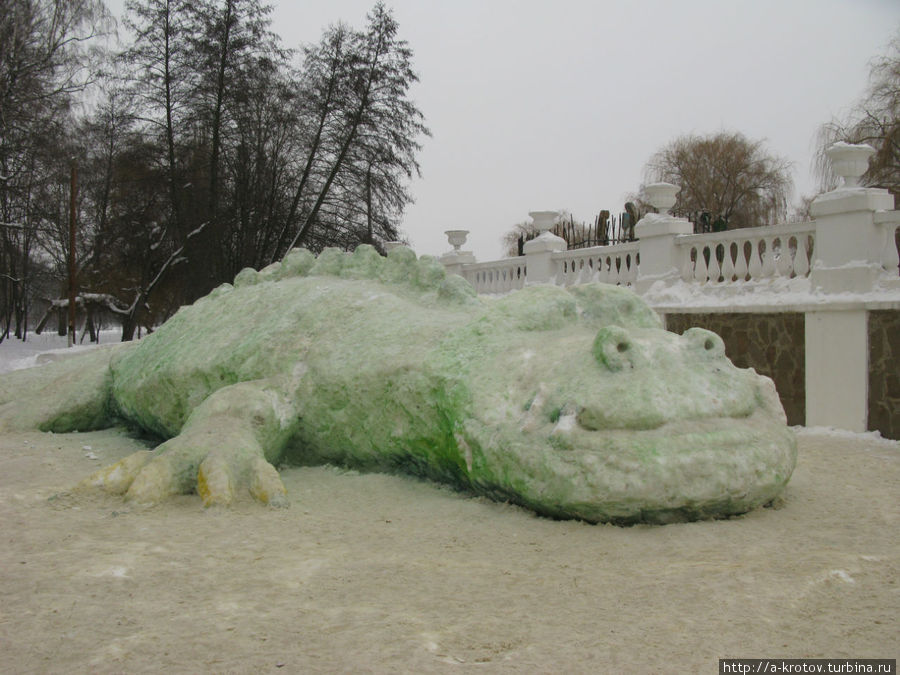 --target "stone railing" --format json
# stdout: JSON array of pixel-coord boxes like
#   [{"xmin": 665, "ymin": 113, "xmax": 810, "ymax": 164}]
[
  {"xmin": 445, "ymin": 220, "xmax": 822, "ymax": 292},
  {"xmin": 459, "ymin": 258, "xmax": 526, "ymax": 294},
  {"xmin": 675, "ymin": 222, "xmax": 816, "ymax": 284},
  {"xmin": 552, "ymin": 242, "xmax": 640, "ymax": 286},
  {"xmin": 440, "ymin": 145, "xmax": 900, "ymax": 295}
]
